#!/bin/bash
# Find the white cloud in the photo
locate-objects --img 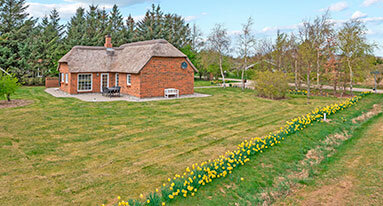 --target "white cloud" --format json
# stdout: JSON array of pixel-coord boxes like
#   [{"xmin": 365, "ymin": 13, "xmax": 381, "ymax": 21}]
[
  {"xmin": 26, "ymin": 2, "xmax": 108, "ymax": 19},
  {"xmin": 183, "ymin": 12, "xmax": 209, "ymax": 22},
  {"xmin": 63, "ymin": 0, "xmax": 154, "ymax": 7},
  {"xmin": 321, "ymin": 1, "xmax": 349, "ymax": 12},
  {"xmin": 362, "ymin": 17, "xmax": 383, "ymax": 24},
  {"xmin": 260, "ymin": 23, "xmax": 303, "ymax": 34},
  {"xmin": 26, "ymin": 0, "xmax": 154, "ymax": 20},
  {"xmin": 351, "ymin": 11, "xmax": 368, "ymax": 19},
  {"xmin": 184, "ymin": 16, "xmax": 197, "ymax": 22},
  {"xmin": 362, "ymin": 0, "xmax": 383, "ymax": 7}
]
